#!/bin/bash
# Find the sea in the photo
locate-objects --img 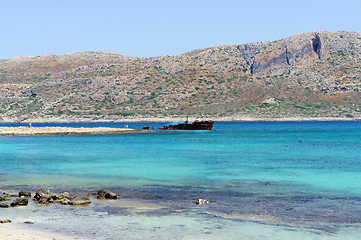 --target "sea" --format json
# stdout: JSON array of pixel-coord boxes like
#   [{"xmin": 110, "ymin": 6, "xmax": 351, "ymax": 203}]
[{"xmin": 0, "ymin": 121, "xmax": 361, "ymax": 239}]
